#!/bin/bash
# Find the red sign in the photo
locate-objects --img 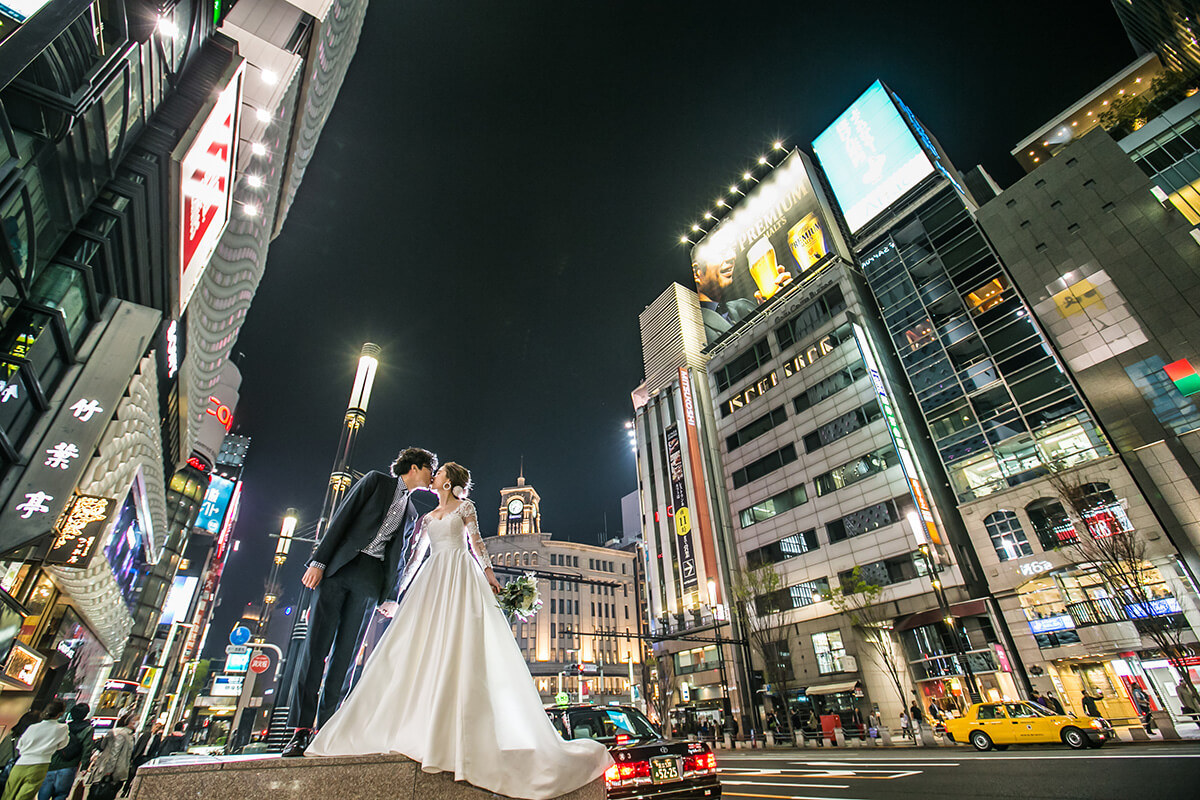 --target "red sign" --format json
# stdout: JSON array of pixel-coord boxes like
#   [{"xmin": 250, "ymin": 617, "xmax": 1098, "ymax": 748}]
[
  {"xmin": 249, "ymin": 653, "xmax": 270, "ymax": 674},
  {"xmin": 175, "ymin": 60, "xmax": 245, "ymax": 314},
  {"xmin": 206, "ymin": 396, "xmax": 233, "ymax": 431}
]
